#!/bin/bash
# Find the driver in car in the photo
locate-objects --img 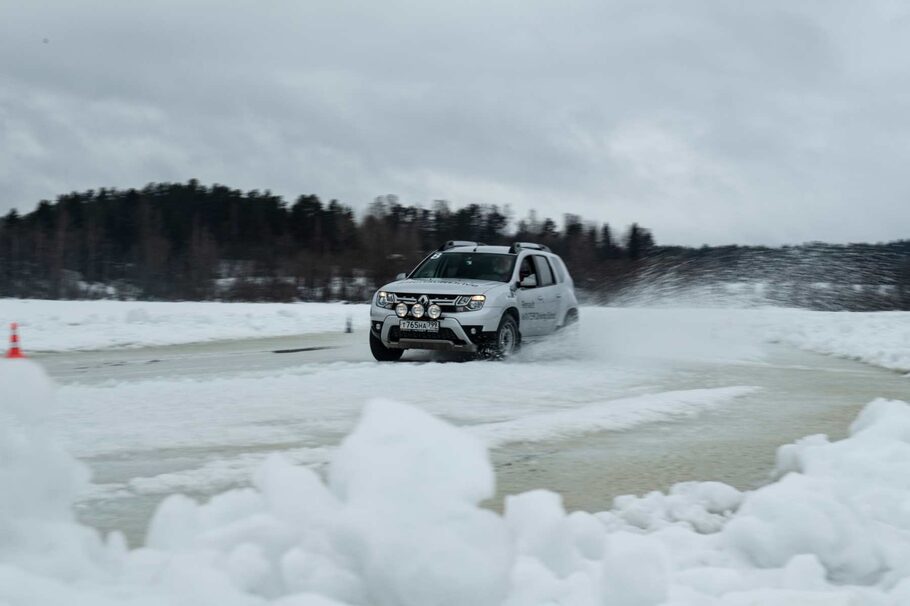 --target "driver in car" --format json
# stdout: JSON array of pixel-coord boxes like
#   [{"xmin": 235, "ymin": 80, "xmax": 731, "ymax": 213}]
[{"xmin": 519, "ymin": 258, "xmax": 535, "ymax": 284}]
